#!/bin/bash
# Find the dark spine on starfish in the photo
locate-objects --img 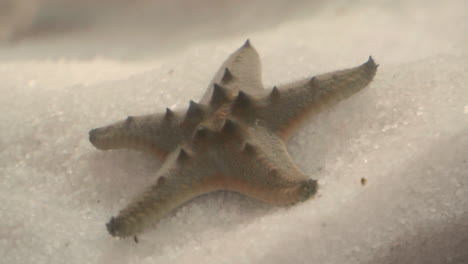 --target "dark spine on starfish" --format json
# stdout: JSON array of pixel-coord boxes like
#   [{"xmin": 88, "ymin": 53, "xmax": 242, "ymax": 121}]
[
  {"xmin": 234, "ymin": 91, "xmax": 250, "ymax": 106},
  {"xmin": 243, "ymin": 39, "xmax": 251, "ymax": 48},
  {"xmin": 125, "ymin": 116, "xmax": 135, "ymax": 125},
  {"xmin": 210, "ymin": 83, "xmax": 228, "ymax": 106},
  {"xmin": 221, "ymin": 119, "xmax": 237, "ymax": 134},
  {"xmin": 364, "ymin": 56, "xmax": 379, "ymax": 73},
  {"xmin": 221, "ymin": 68, "xmax": 233, "ymax": 84},
  {"xmin": 184, "ymin": 100, "xmax": 204, "ymax": 124},
  {"xmin": 231, "ymin": 91, "xmax": 255, "ymax": 118},
  {"xmin": 241, "ymin": 142, "xmax": 256, "ymax": 155},
  {"xmin": 270, "ymin": 86, "xmax": 280, "ymax": 102},
  {"xmin": 177, "ymin": 148, "xmax": 190, "ymax": 163},
  {"xmin": 156, "ymin": 176, "xmax": 166, "ymax": 187},
  {"xmin": 308, "ymin": 76, "xmax": 318, "ymax": 87},
  {"xmin": 164, "ymin": 108, "xmax": 174, "ymax": 120},
  {"xmin": 193, "ymin": 126, "xmax": 210, "ymax": 141}
]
